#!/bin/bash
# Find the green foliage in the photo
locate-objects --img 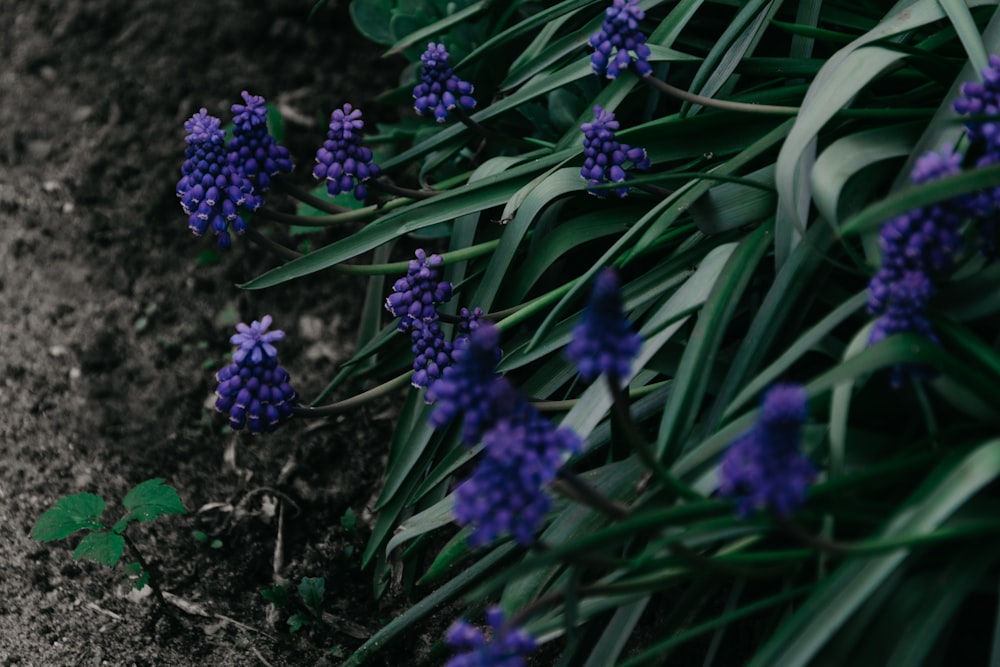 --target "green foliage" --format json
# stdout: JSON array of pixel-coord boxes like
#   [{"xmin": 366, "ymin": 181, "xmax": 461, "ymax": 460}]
[
  {"xmin": 32, "ymin": 479, "xmax": 186, "ymax": 580},
  {"xmin": 262, "ymin": 576, "xmax": 328, "ymax": 634},
  {"xmin": 177, "ymin": 0, "xmax": 1000, "ymax": 663}
]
